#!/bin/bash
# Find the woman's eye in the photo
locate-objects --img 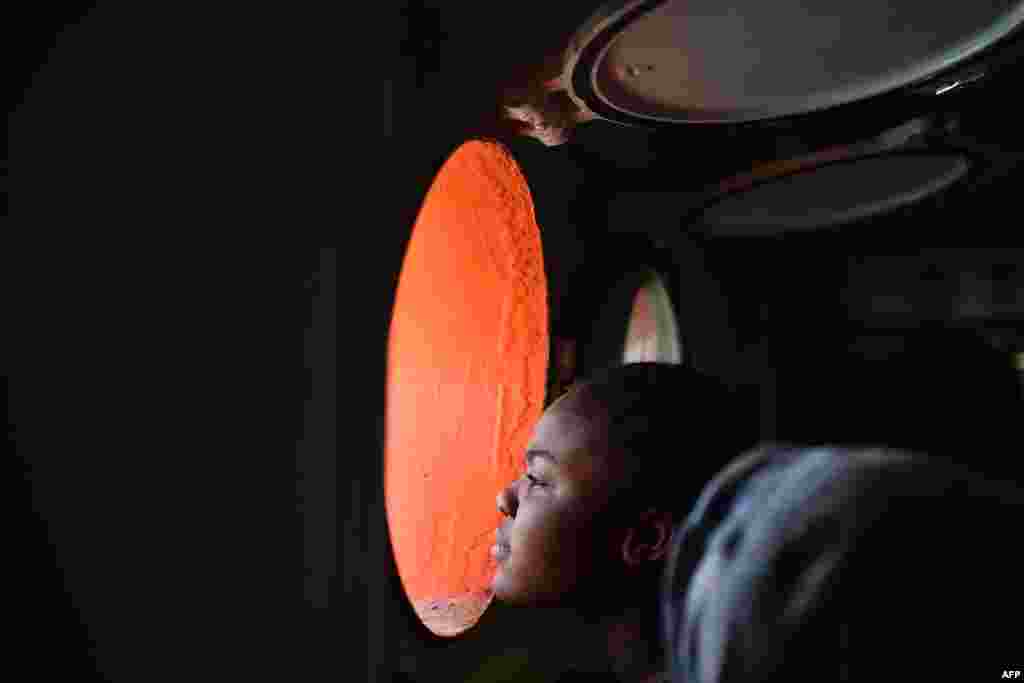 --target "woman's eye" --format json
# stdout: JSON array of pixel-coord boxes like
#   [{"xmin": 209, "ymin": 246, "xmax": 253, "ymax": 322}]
[{"xmin": 526, "ymin": 473, "xmax": 545, "ymax": 488}]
